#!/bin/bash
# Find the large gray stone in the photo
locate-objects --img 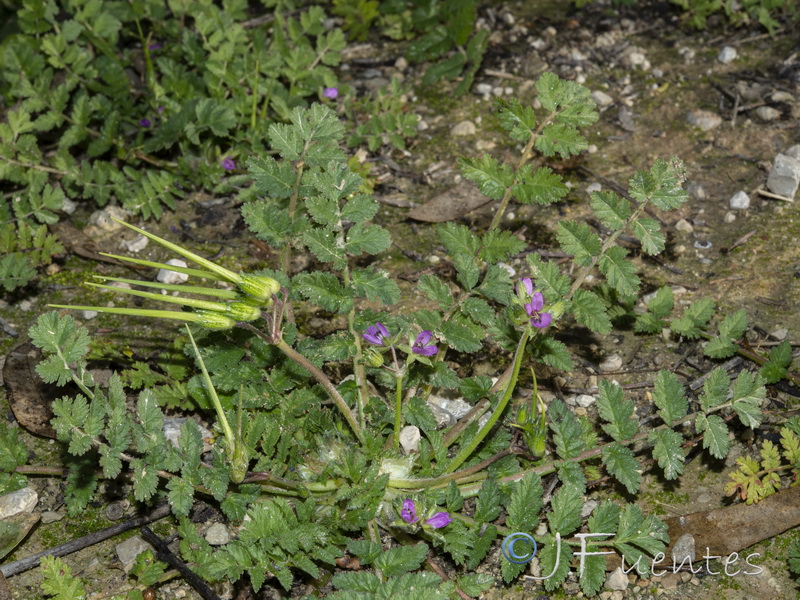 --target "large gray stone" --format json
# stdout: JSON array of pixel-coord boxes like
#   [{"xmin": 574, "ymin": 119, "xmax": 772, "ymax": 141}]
[{"xmin": 766, "ymin": 153, "xmax": 800, "ymax": 200}]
